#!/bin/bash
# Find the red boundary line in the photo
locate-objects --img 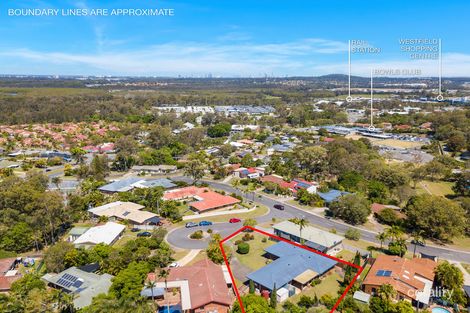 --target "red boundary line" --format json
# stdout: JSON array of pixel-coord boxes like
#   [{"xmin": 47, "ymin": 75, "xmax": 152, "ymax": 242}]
[{"xmin": 219, "ymin": 225, "xmax": 364, "ymax": 313}]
